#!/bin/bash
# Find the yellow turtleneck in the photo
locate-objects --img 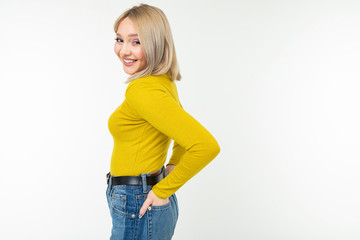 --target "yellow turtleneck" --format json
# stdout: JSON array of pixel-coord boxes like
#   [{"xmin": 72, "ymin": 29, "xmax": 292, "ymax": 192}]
[{"xmin": 108, "ymin": 73, "xmax": 220, "ymax": 199}]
